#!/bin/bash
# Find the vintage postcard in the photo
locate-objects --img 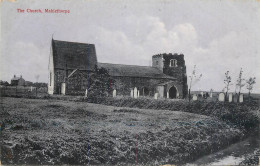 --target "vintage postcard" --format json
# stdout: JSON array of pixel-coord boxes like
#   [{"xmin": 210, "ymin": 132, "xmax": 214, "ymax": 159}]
[{"xmin": 0, "ymin": 0, "xmax": 260, "ymax": 165}]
